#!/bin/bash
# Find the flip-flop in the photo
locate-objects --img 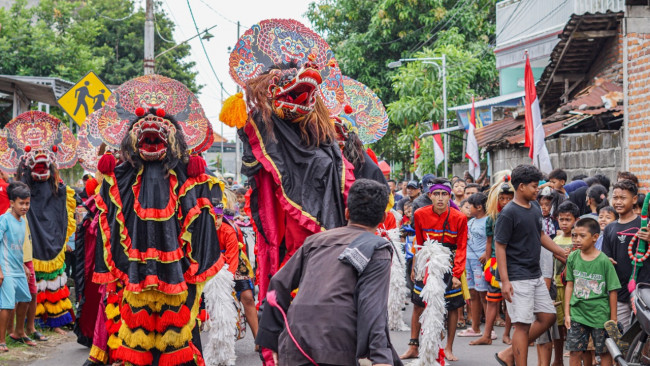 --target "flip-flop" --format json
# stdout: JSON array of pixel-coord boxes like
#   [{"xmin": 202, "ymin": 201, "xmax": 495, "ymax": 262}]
[
  {"xmin": 31, "ymin": 331, "xmax": 48, "ymax": 341},
  {"xmin": 0, "ymin": 343, "xmax": 7, "ymax": 352},
  {"xmin": 9, "ymin": 334, "xmax": 36, "ymax": 347},
  {"xmin": 458, "ymin": 328, "xmax": 482, "ymax": 337},
  {"xmin": 494, "ymin": 352, "xmax": 508, "ymax": 366}
]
